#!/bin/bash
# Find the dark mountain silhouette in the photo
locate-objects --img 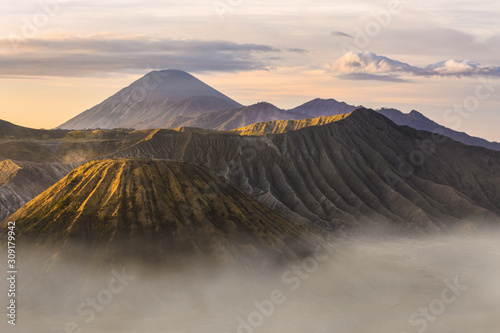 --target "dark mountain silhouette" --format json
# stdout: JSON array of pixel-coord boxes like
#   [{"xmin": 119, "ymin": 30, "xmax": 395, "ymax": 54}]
[
  {"xmin": 167, "ymin": 102, "xmax": 308, "ymax": 130},
  {"xmin": 376, "ymin": 108, "xmax": 500, "ymax": 151},
  {"xmin": 288, "ymin": 98, "xmax": 358, "ymax": 118}
]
